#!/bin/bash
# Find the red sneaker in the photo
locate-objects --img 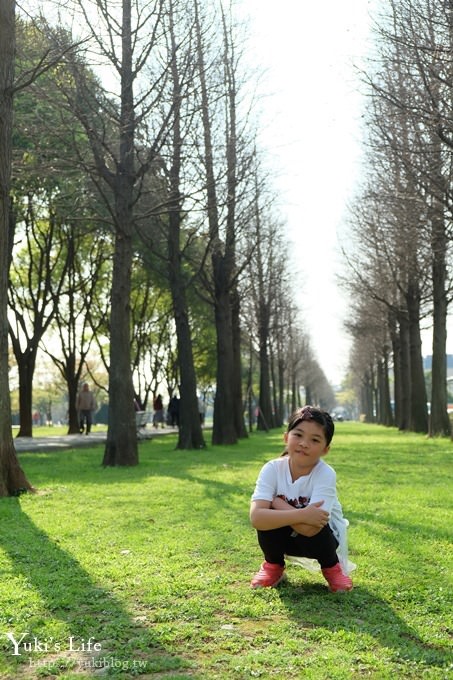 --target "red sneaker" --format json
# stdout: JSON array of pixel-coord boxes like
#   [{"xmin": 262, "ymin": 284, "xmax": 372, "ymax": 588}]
[
  {"xmin": 321, "ymin": 563, "xmax": 353, "ymax": 592},
  {"xmin": 251, "ymin": 561, "xmax": 286, "ymax": 588}
]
